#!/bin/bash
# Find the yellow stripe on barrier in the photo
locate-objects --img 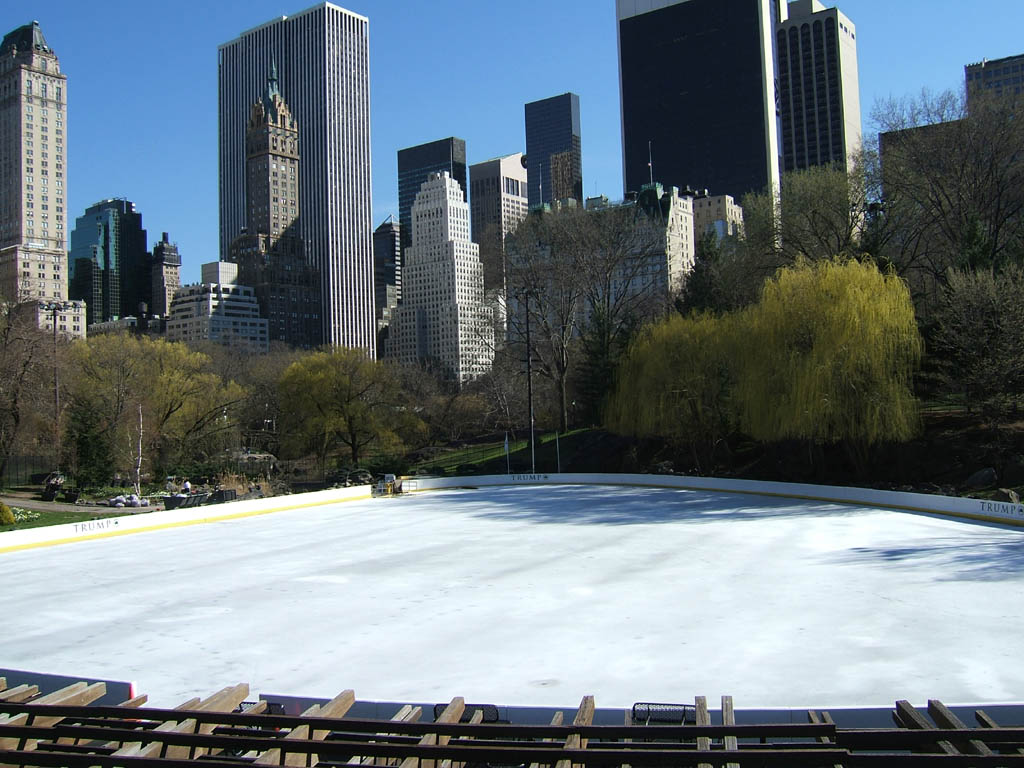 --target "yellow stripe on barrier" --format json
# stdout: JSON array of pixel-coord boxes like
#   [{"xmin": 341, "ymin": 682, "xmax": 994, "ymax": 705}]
[{"xmin": 0, "ymin": 492, "xmax": 373, "ymax": 555}]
